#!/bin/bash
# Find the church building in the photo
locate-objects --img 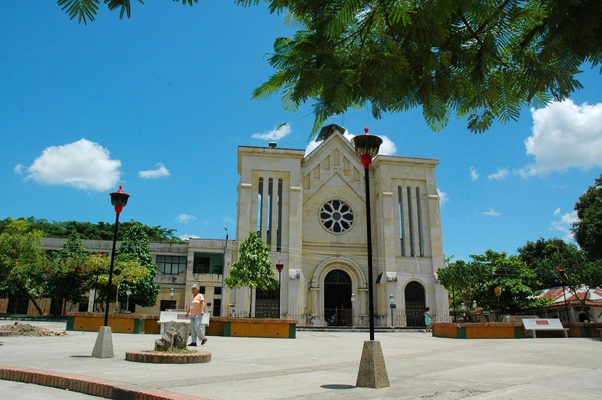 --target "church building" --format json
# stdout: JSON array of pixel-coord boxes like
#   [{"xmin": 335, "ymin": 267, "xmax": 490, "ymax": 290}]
[{"xmin": 225, "ymin": 124, "xmax": 449, "ymax": 327}]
